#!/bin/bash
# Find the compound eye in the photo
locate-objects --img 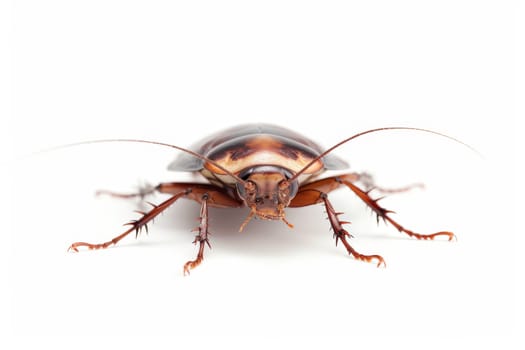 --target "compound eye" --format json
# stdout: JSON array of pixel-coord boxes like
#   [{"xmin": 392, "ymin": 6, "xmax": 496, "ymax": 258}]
[
  {"xmin": 237, "ymin": 181, "xmax": 257, "ymax": 200},
  {"xmin": 278, "ymin": 180, "xmax": 298, "ymax": 201}
]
